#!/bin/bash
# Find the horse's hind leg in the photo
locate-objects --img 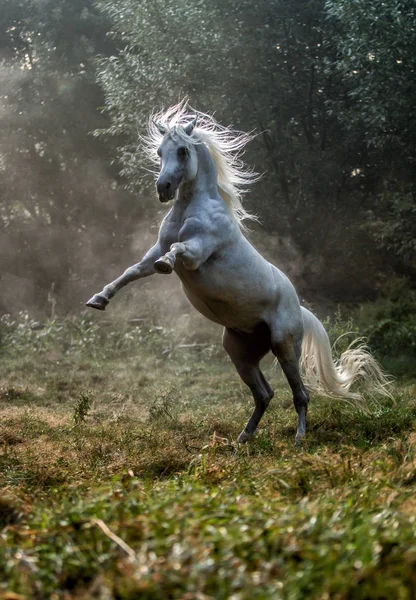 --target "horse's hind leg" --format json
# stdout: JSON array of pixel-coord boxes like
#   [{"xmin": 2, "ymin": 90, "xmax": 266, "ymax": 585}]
[
  {"xmin": 223, "ymin": 327, "xmax": 274, "ymax": 443},
  {"xmin": 271, "ymin": 332, "xmax": 309, "ymax": 443}
]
